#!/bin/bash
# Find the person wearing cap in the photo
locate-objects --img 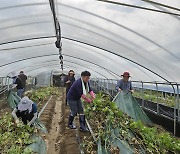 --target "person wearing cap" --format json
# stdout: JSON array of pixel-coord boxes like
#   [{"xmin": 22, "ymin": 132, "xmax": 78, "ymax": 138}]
[
  {"xmin": 11, "ymin": 72, "xmax": 24, "ymax": 98},
  {"xmin": 18, "ymin": 71, "xmax": 27, "ymax": 93},
  {"xmin": 12, "ymin": 96, "xmax": 38, "ymax": 126},
  {"xmin": 67, "ymin": 71, "xmax": 95, "ymax": 131},
  {"xmin": 64, "ymin": 70, "xmax": 76, "ymax": 105},
  {"xmin": 116, "ymin": 72, "xmax": 134, "ymax": 93}
]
